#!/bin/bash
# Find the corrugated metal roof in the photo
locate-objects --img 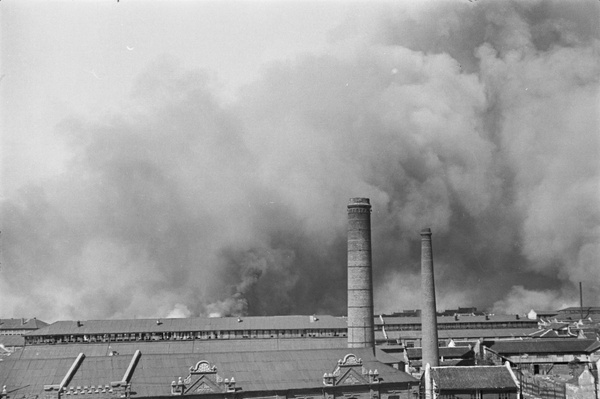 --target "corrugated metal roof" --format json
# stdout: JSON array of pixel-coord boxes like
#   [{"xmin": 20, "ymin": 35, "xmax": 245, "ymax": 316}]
[
  {"xmin": 376, "ymin": 315, "xmax": 537, "ymax": 325},
  {"xmin": 431, "ymin": 366, "xmax": 517, "ymax": 390},
  {"xmin": 486, "ymin": 338, "xmax": 600, "ymax": 354},
  {"xmin": 0, "ymin": 357, "xmax": 74, "ymax": 398},
  {"xmin": 27, "ymin": 316, "xmax": 347, "ymax": 336},
  {"xmin": 1, "ymin": 348, "xmax": 417, "ymax": 399},
  {"xmin": 381, "ymin": 328, "xmax": 539, "ymax": 340},
  {"xmin": 19, "ymin": 338, "xmax": 349, "ymax": 359}
]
